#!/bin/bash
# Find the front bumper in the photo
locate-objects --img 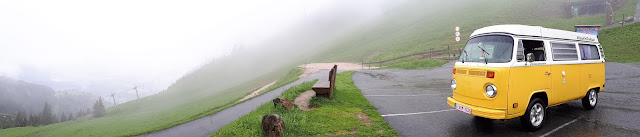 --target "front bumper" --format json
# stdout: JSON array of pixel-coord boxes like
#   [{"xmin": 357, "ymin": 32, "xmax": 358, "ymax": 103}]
[{"xmin": 447, "ymin": 97, "xmax": 507, "ymax": 119}]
